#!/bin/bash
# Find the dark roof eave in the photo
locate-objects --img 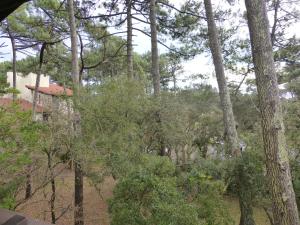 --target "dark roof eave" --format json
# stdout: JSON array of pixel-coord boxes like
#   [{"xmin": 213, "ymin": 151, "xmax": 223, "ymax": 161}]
[{"xmin": 0, "ymin": 0, "xmax": 30, "ymax": 21}]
